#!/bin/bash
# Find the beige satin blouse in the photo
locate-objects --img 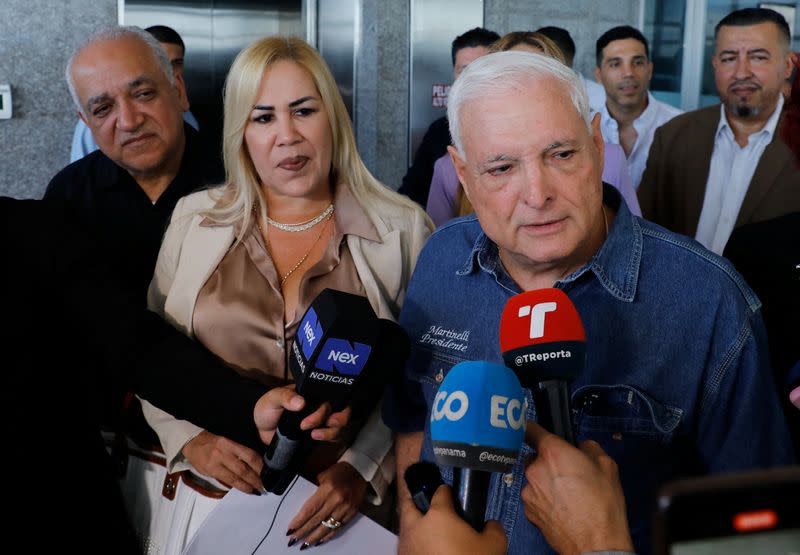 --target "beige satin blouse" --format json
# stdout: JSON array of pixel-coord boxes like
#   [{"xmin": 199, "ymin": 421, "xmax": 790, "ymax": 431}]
[{"xmin": 192, "ymin": 184, "xmax": 380, "ymax": 388}]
